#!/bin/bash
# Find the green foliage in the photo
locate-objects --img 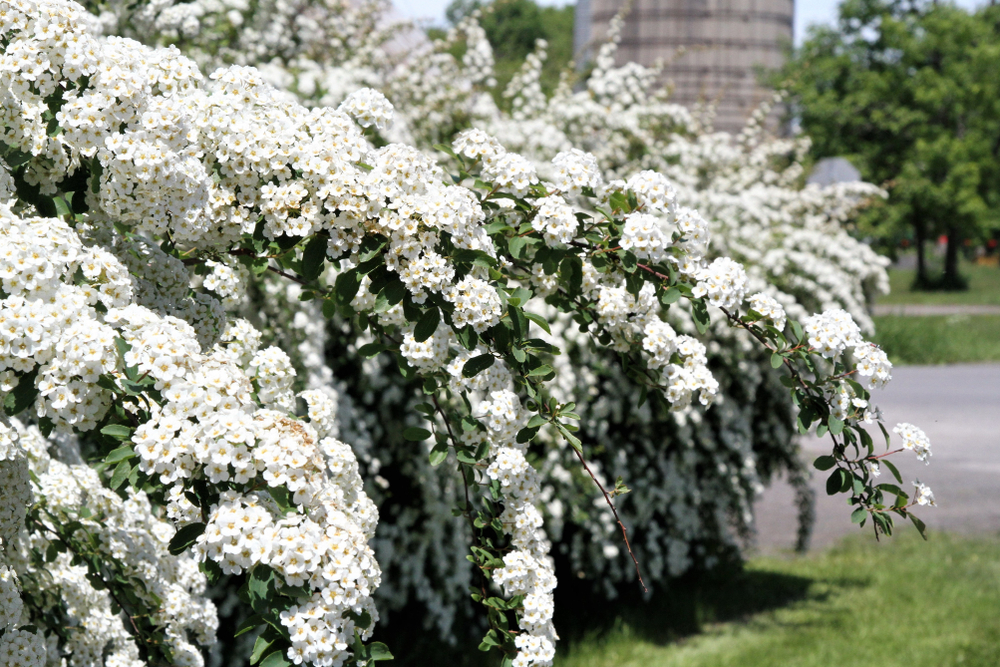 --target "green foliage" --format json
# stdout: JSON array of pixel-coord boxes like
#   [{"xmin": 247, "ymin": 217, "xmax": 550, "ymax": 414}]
[
  {"xmin": 779, "ymin": 0, "xmax": 1000, "ymax": 287},
  {"xmin": 443, "ymin": 0, "xmax": 576, "ymax": 98}
]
